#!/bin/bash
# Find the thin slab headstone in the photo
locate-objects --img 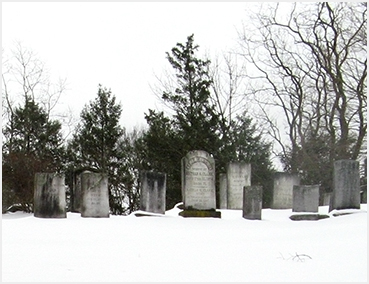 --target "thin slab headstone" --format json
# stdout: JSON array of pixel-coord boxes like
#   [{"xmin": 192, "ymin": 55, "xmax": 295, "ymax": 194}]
[
  {"xmin": 227, "ymin": 162, "xmax": 251, "ymax": 209},
  {"xmin": 81, "ymin": 171, "xmax": 110, "ymax": 218},
  {"xmin": 219, "ymin": 173, "xmax": 227, "ymax": 209},
  {"xmin": 70, "ymin": 171, "xmax": 82, "ymax": 213},
  {"xmin": 329, "ymin": 159, "xmax": 360, "ymax": 212},
  {"xmin": 34, "ymin": 173, "xmax": 66, "ymax": 218},
  {"xmin": 293, "ymin": 185, "xmax": 319, "ymax": 213},
  {"xmin": 243, "ymin": 185, "xmax": 263, "ymax": 220},
  {"xmin": 140, "ymin": 171, "xmax": 166, "ymax": 214},
  {"xmin": 271, "ymin": 172, "xmax": 300, "ymax": 209}
]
